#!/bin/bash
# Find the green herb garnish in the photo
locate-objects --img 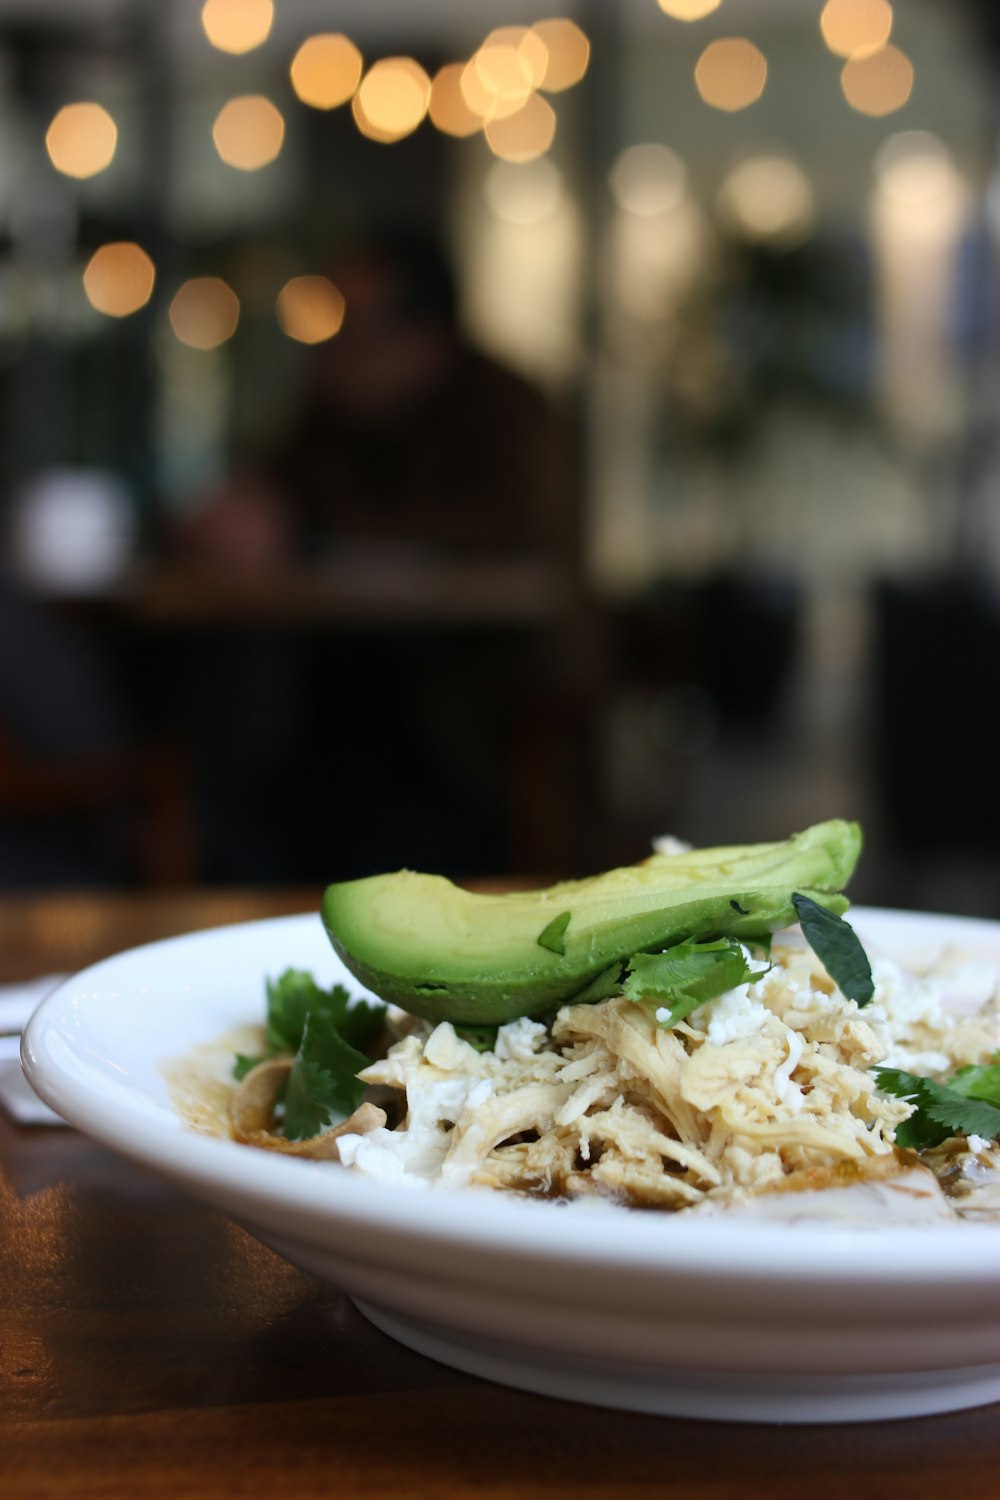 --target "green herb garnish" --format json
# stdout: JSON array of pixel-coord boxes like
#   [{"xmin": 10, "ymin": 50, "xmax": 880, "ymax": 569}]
[
  {"xmin": 873, "ymin": 1064, "xmax": 1000, "ymax": 1150},
  {"xmin": 792, "ymin": 892, "xmax": 874, "ymax": 1006},
  {"xmin": 233, "ymin": 968, "xmax": 386, "ymax": 1138},
  {"xmin": 623, "ymin": 938, "xmax": 763, "ymax": 1028},
  {"xmin": 264, "ymin": 967, "xmax": 385, "ymax": 1055},
  {"xmin": 233, "ymin": 1052, "xmax": 264, "ymax": 1082},
  {"xmin": 283, "ymin": 1010, "xmax": 372, "ymax": 1141},
  {"xmin": 949, "ymin": 1059, "xmax": 1000, "ymax": 1105}
]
